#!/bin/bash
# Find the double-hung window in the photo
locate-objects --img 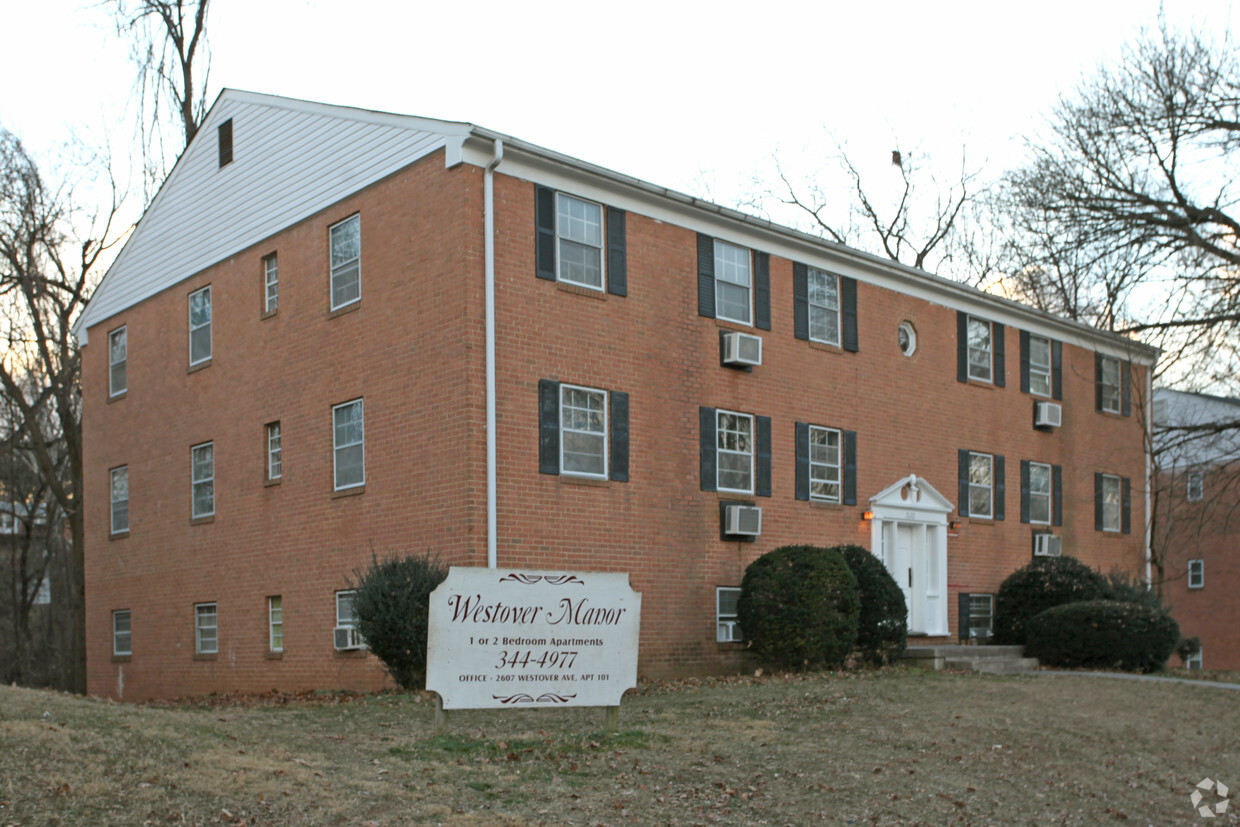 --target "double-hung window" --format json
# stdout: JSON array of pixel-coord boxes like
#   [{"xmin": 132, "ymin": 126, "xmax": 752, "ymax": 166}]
[
  {"xmin": 332, "ymin": 399, "xmax": 365, "ymax": 490},
  {"xmin": 713, "ymin": 241, "xmax": 752, "ymax": 325},
  {"xmin": 559, "ymin": 385, "xmax": 608, "ymax": 478},
  {"xmin": 1188, "ymin": 559, "xmax": 1204, "ymax": 589},
  {"xmin": 1099, "ymin": 356, "xmax": 1121, "ymax": 413},
  {"xmin": 1028, "ymin": 335, "xmax": 1052, "ymax": 397},
  {"xmin": 264, "ymin": 253, "xmax": 279, "ymax": 314},
  {"xmin": 336, "ymin": 590, "xmax": 358, "ymax": 630},
  {"xmin": 968, "ymin": 594, "xmax": 994, "ymax": 640},
  {"xmin": 266, "ymin": 422, "xmax": 282, "ymax": 481},
  {"xmin": 716, "ymin": 410, "xmax": 754, "ymax": 493},
  {"xmin": 966, "ymin": 316, "xmax": 992, "ymax": 382},
  {"xmin": 556, "ymin": 194, "xmax": 604, "ymax": 289},
  {"xmin": 109, "ymin": 326, "xmax": 127, "ymax": 396},
  {"xmin": 1100, "ymin": 474, "xmax": 1121, "ymax": 532},
  {"xmin": 1186, "ymin": 646, "xmax": 1203, "ymax": 670},
  {"xmin": 1187, "ymin": 471, "xmax": 1203, "ymax": 502},
  {"xmin": 195, "ymin": 602, "xmax": 218, "ymax": 654},
  {"xmin": 808, "ymin": 426, "xmax": 842, "ymax": 502},
  {"xmin": 110, "ymin": 466, "xmax": 129, "ymax": 534},
  {"xmin": 113, "ymin": 609, "xmax": 132, "ymax": 656},
  {"xmin": 807, "ymin": 268, "xmax": 841, "ymax": 346},
  {"xmin": 188, "ymin": 287, "xmax": 212, "ymax": 366},
  {"xmin": 1027, "ymin": 461, "xmax": 1051, "ymax": 525},
  {"xmin": 716, "ymin": 587, "xmax": 742, "ymax": 642},
  {"xmin": 268, "ymin": 596, "xmax": 284, "ymax": 652},
  {"xmin": 330, "ymin": 215, "xmax": 361, "ymax": 311},
  {"xmin": 191, "ymin": 442, "xmax": 214, "ymax": 518},
  {"xmin": 968, "ymin": 453, "xmax": 994, "ymax": 518}
]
